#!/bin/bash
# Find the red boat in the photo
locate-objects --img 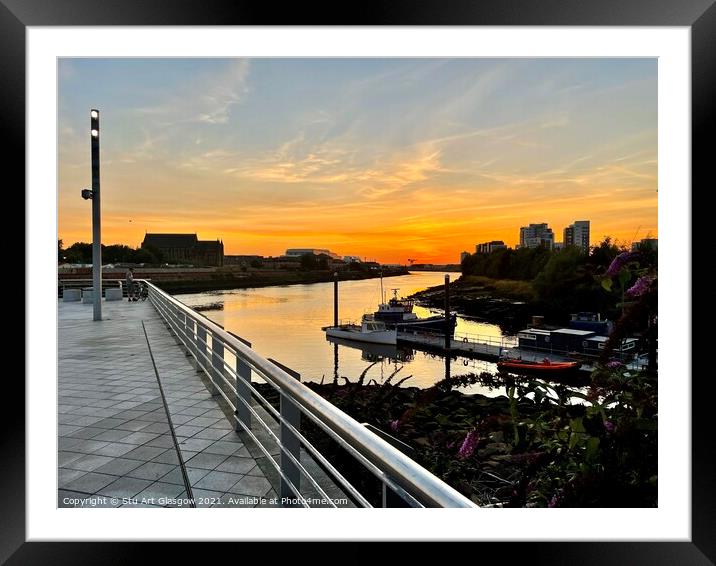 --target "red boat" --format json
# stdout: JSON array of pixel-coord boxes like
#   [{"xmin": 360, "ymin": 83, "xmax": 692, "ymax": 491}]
[{"xmin": 497, "ymin": 358, "xmax": 581, "ymax": 373}]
